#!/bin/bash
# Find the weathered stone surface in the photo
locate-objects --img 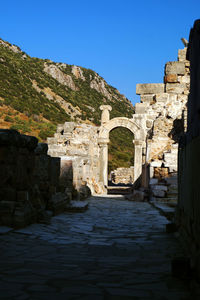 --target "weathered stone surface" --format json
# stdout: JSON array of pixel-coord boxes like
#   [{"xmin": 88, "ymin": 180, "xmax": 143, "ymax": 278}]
[
  {"xmin": 178, "ymin": 48, "xmax": 187, "ymax": 62},
  {"xmin": 135, "ymin": 103, "xmax": 148, "ymax": 114},
  {"xmin": 140, "ymin": 94, "xmax": 155, "ymax": 103},
  {"xmin": 165, "ymin": 83, "xmax": 186, "ymax": 94},
  {"xmin": 136, "ymin": 83, "xmax": 165, "ymax": 95},
  {"xmin": 164, "ymin": 74, "xmax": 178, "ymax": 83},
  {"xmin": 165, "ymin": 61, "xmax": 185, "ymax": 75},
  {"xmin": 155, "ymin": 93, "xmax": 169, "ymax": 102}
]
